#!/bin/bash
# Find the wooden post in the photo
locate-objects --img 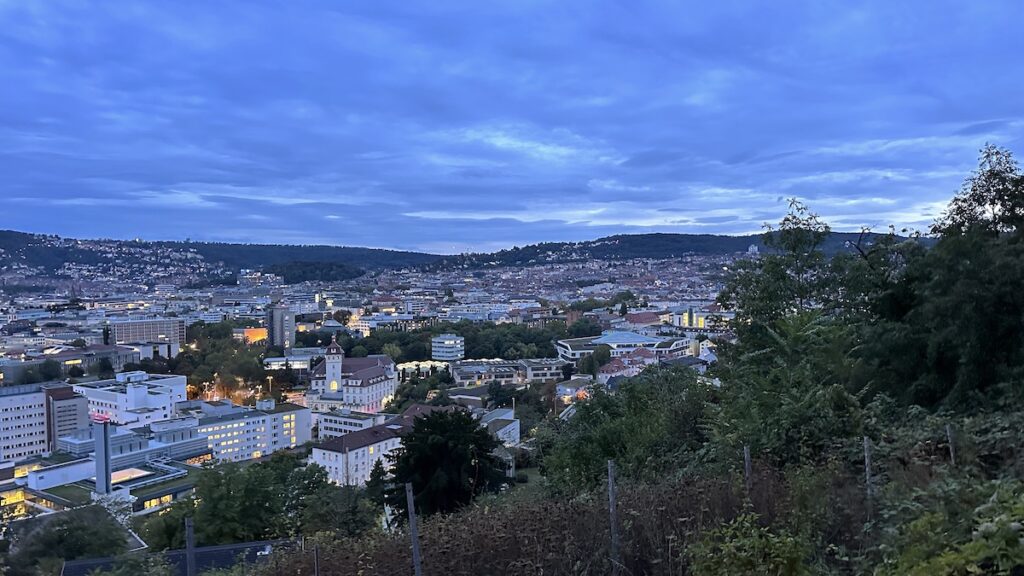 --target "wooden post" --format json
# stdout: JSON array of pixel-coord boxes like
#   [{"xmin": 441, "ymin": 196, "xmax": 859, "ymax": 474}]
[
  {"xmin": 863, "ymin": 436, "xmax": 873, "ymax": 501},
  {"xmin": 607, "ymin": 460, "xmax": 621, "ymax": 575},
  {"xmin": 184, "ymin": 517, "xmax": 196, "ymax": 576},
  {"xmin": 405, "ymin": 483, "xmax": 423, "ymax": 576},
  {"xmin": 743, "ymin": 445, "xmax": 752, "ymax": 496},
  {"xmin": 313, "ymin": 544, "xmax": 320, "ymax": 576},
  {"xmin": 946, "ymin": 424, "xmax": 956, "ymax": 467}
]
